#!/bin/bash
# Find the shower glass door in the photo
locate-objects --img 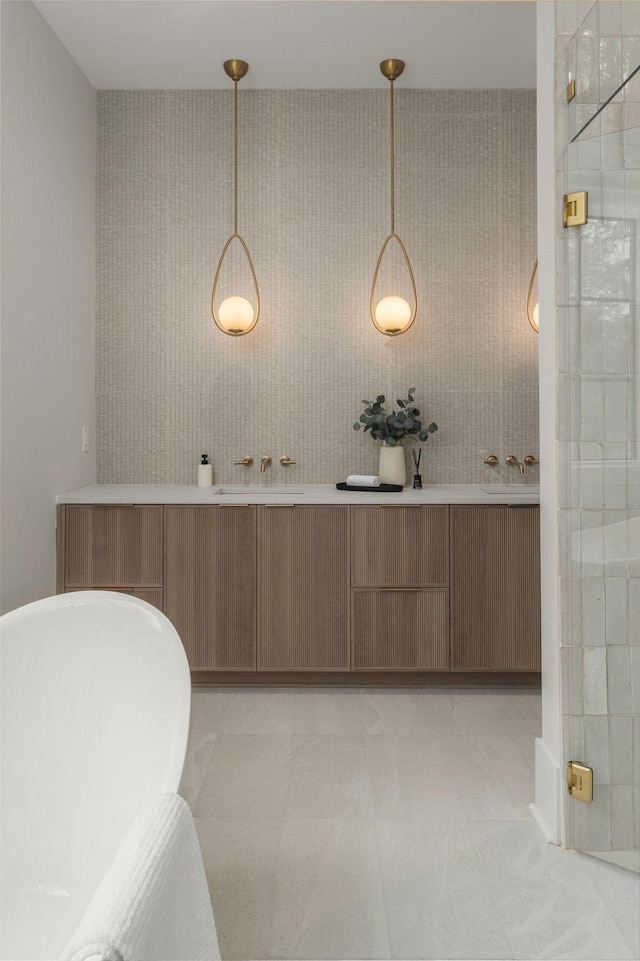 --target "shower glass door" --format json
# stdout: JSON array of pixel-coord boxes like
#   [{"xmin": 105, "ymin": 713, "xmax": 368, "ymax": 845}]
[{"xmin": 563, "ymin": 59, "xmax": 639, "ymax": 871}]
